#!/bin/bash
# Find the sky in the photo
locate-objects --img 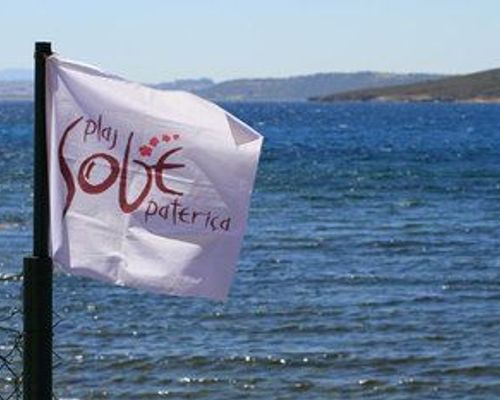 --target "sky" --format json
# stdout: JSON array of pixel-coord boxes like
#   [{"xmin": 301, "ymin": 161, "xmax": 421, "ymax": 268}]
[{"xmin": 1, "ymin": 0, "xmax": 500, "ymax": 83}]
